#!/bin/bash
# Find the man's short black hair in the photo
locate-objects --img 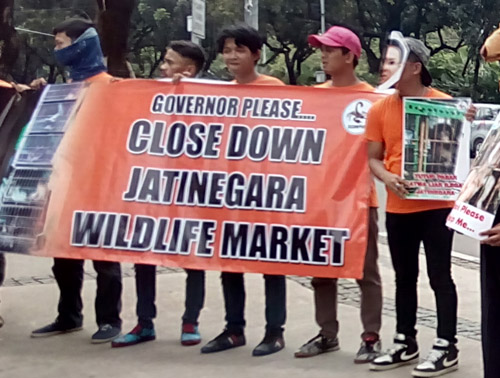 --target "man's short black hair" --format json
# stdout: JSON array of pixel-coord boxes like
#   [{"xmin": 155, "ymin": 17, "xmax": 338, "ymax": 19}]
[
  {"xmin": 217, "ymin": 24, "xmax": 263, "ymax": 55},
  {"xmin": 168, "ymin": 40, "xmax": 206, "ymax": 74},
  {"xmin": 340, "ymin": 46, "xmax": 359, "ymax": 68},
  {"xmin": 53, "ymin": 18, "xmax": 95, "ymax": 41},
  {"xmin": 408, "ymin": 52, "xmax": 427, "ymax": 84}
]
